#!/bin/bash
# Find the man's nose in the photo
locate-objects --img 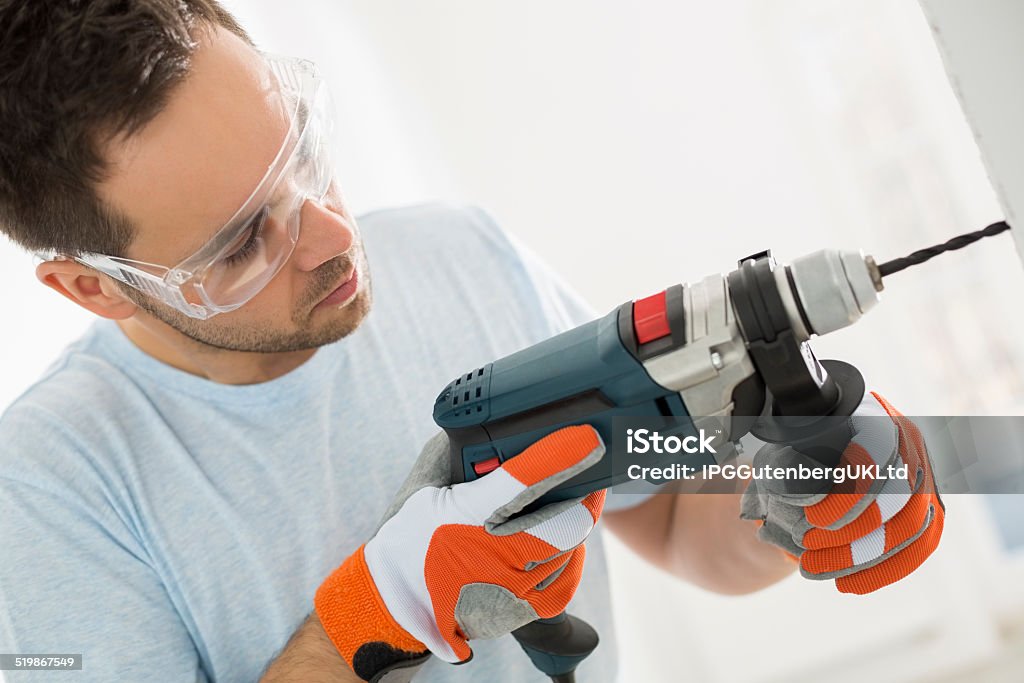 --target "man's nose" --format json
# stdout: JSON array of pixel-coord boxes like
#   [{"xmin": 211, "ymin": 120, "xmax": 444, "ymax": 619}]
[{"xmin": 291, "ymin": 198, "xmax": 355, "ymax": 271}]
